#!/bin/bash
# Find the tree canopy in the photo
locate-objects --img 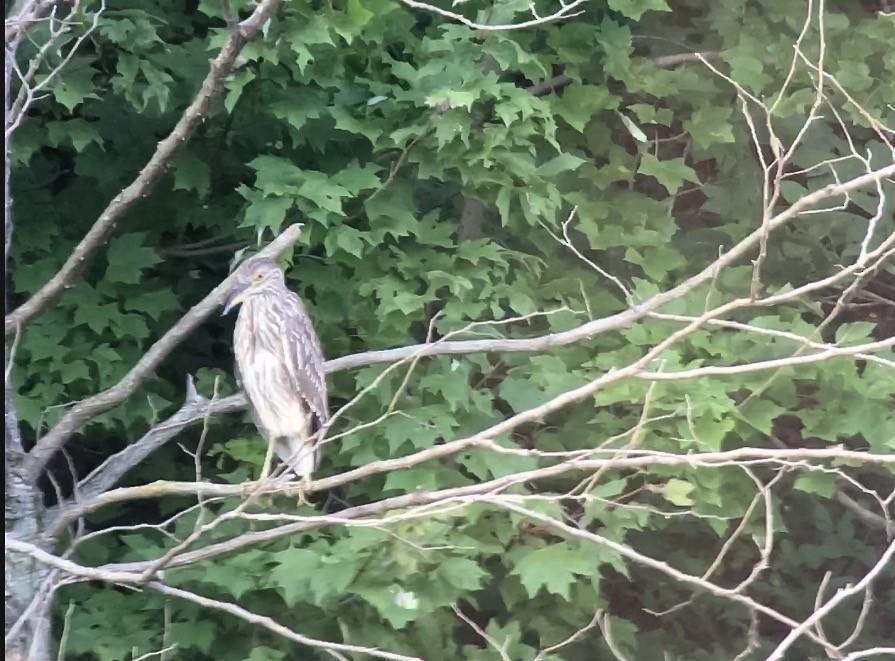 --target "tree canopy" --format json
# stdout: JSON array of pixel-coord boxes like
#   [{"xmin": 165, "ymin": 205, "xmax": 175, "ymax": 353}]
[{"xmin": 5, "ymin": 0, "xmax": 894, "ymax": 659}]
